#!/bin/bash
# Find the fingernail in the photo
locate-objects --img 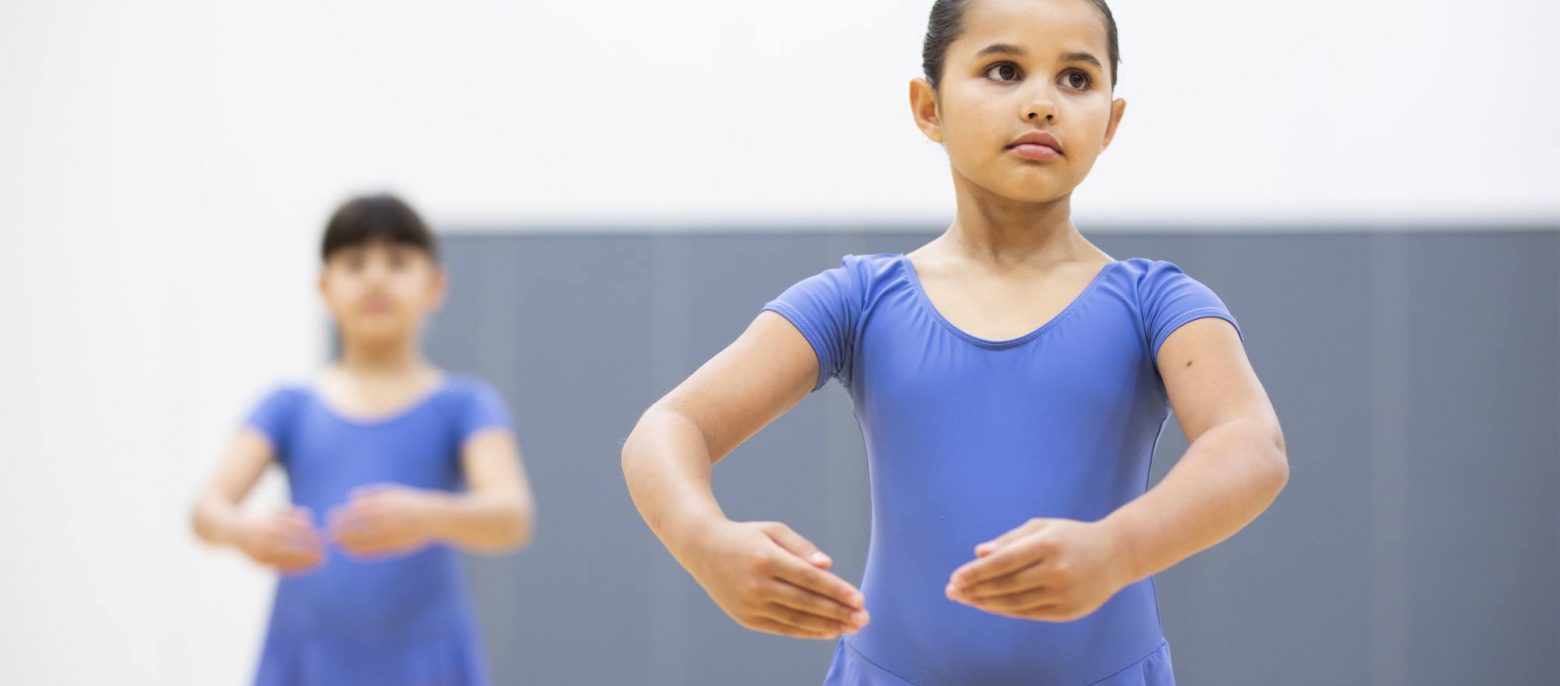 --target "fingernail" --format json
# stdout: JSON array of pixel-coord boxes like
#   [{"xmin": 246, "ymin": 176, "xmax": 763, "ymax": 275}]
[{"xmin": 811, "ymin": 552, "xmax": 829, "ymax": 564}]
